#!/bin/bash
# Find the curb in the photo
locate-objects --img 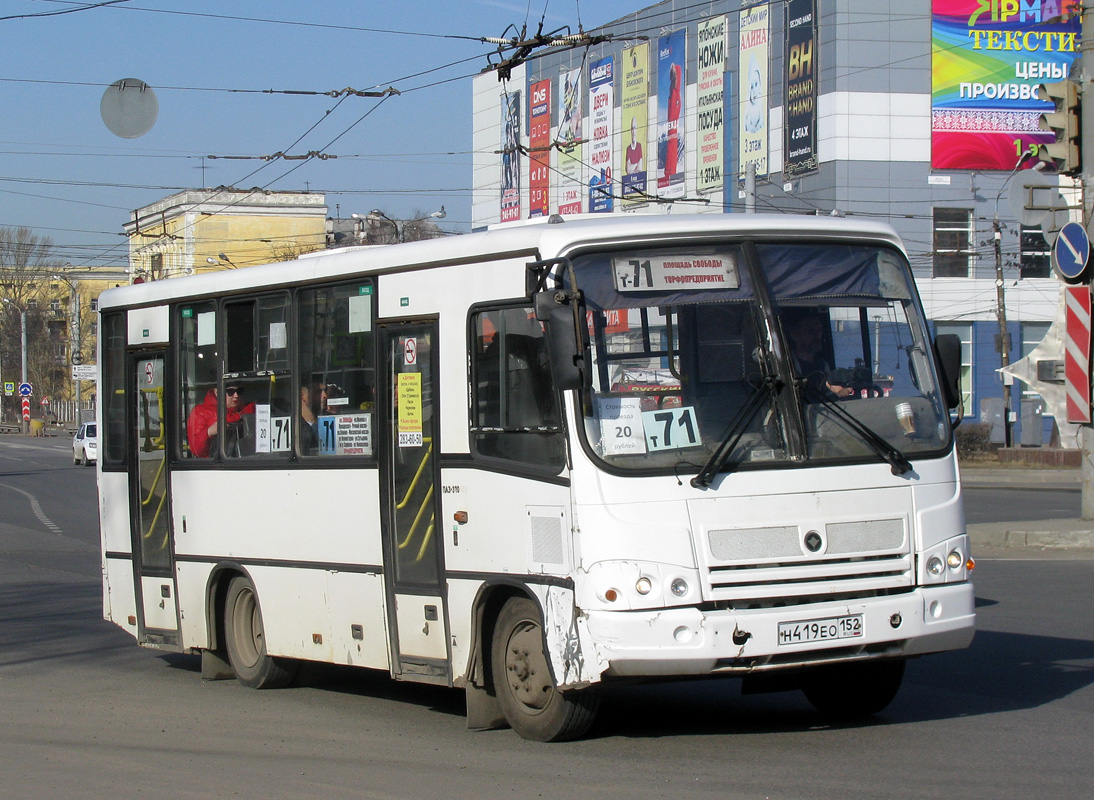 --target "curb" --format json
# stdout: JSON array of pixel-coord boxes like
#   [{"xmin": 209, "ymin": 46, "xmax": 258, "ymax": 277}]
[{"xmin": 968, "ymin": 523, "xmax": 1094, "ymax": 549}]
